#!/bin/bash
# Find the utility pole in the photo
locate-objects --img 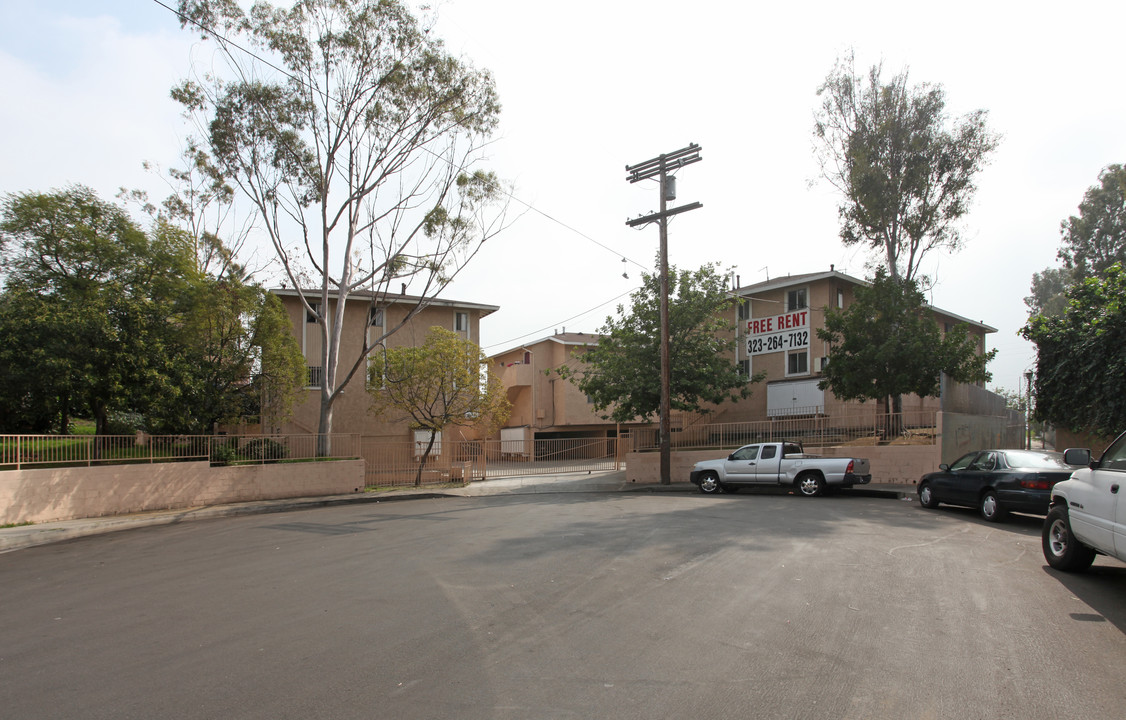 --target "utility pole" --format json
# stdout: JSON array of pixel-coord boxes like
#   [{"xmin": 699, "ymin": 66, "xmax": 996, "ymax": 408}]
[{"xmin": 626, "ymin": 143, "xmax": 702, "ymax": 485}]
